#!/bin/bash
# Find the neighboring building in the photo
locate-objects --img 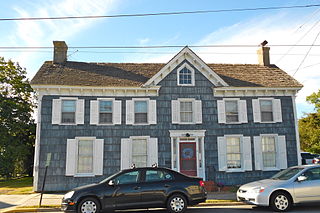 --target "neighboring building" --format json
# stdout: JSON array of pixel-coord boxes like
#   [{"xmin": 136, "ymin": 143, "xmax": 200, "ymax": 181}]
[{"xmin": 31, "ymin": 41, "xmax": 302, "ymax": 191}]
